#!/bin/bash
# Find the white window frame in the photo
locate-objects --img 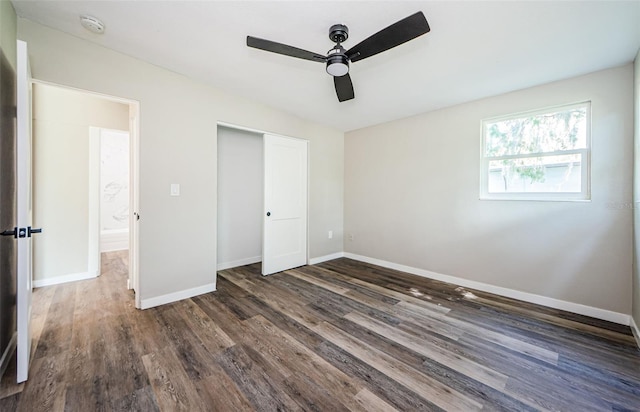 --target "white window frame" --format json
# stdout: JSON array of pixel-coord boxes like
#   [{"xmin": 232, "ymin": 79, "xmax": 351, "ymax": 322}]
[{"xmin": 480, "ymin": 101, "xmax": 591, "ymax": 202}]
